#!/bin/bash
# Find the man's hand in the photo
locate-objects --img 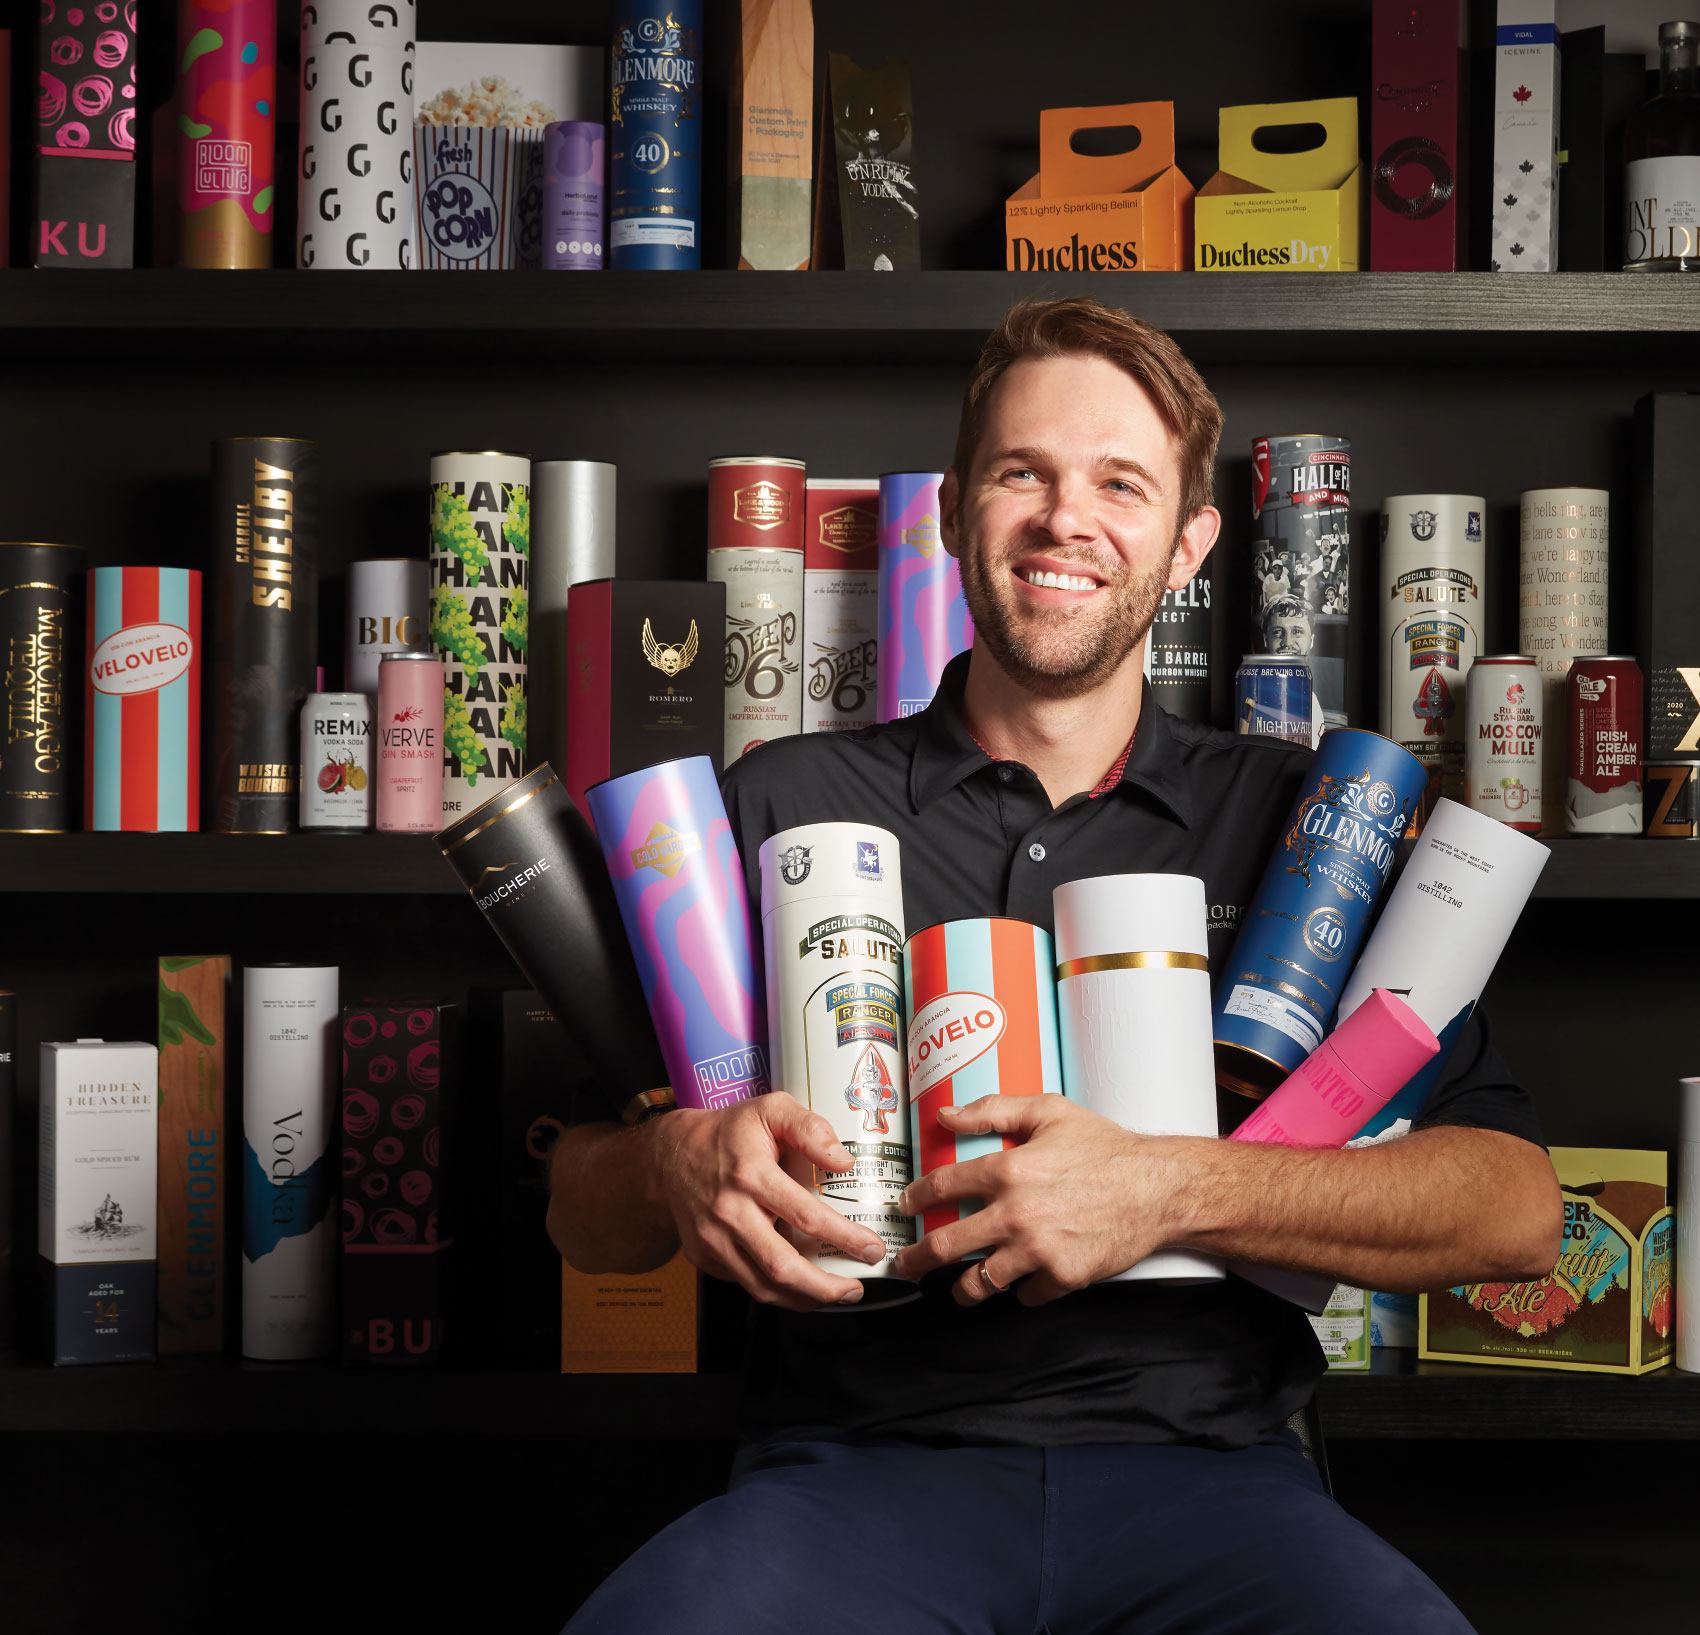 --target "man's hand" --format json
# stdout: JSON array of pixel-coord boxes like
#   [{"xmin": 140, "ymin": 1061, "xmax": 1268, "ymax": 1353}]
[
  {"xmin": 892, "ymin": 1095, "xmax": 1184, "ymax": 1306},
  {"xmin": 648, "ymin": 1096, "xmax": 888, "ymax": 1312}
]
